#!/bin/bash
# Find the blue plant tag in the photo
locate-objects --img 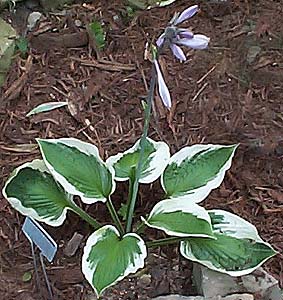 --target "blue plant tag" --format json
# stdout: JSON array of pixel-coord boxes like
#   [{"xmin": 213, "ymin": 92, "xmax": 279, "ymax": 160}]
[{"xmin": 22, "ymin": 217, "xmax": 57, "ymax": 262}]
